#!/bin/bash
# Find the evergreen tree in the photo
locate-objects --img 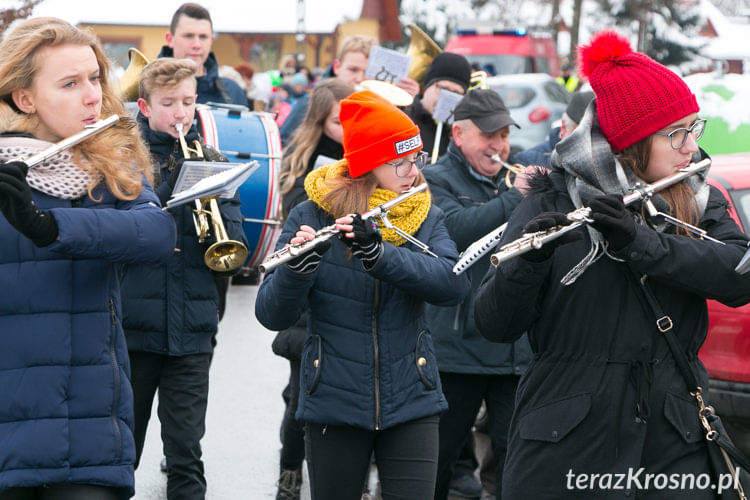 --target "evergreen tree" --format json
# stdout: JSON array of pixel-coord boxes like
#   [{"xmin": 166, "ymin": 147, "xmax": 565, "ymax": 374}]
[{"xmin": 596, "ymin": 0, "xmax": 707, "ymax": 71}]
